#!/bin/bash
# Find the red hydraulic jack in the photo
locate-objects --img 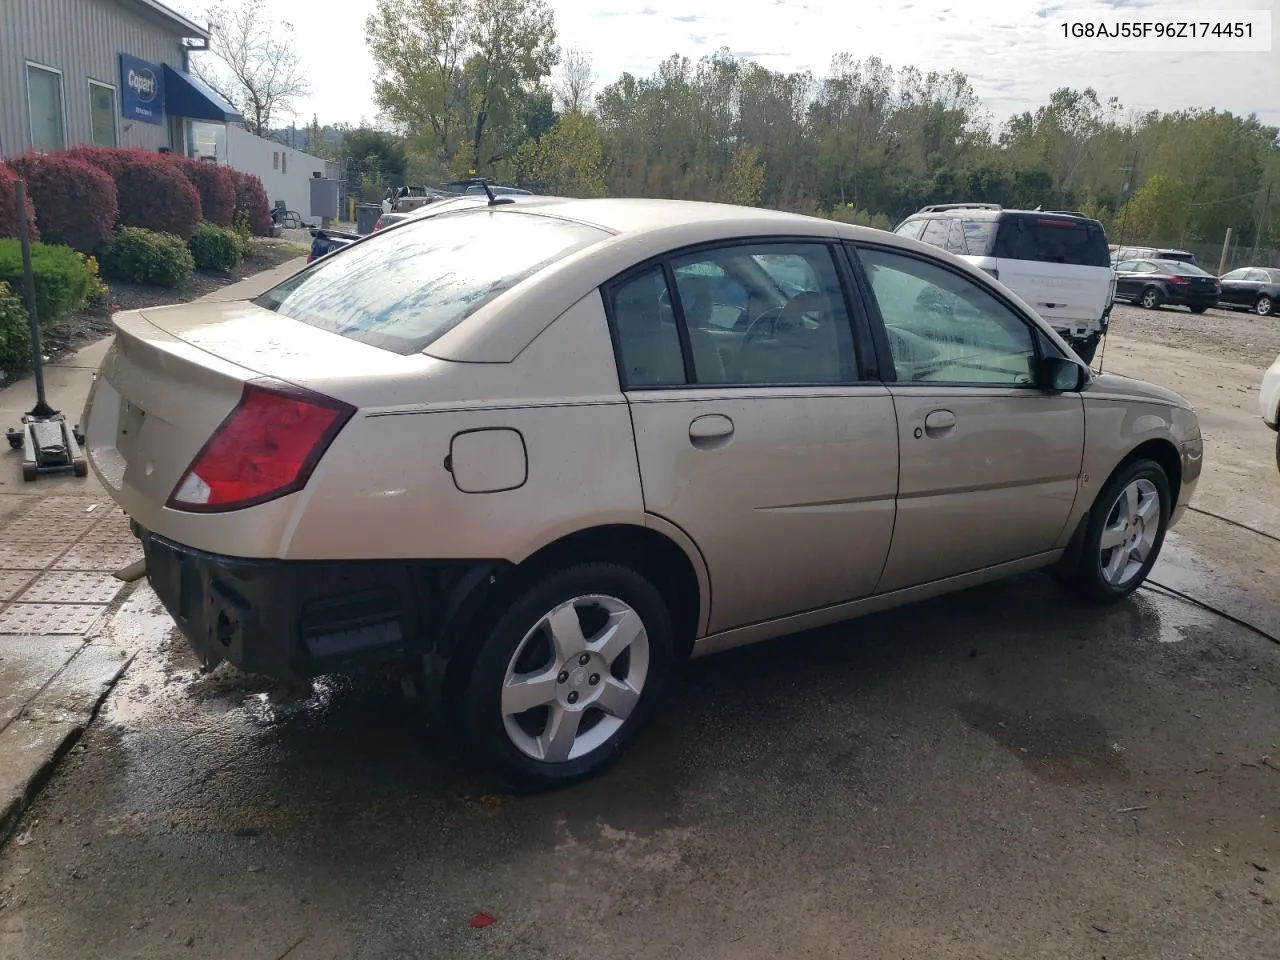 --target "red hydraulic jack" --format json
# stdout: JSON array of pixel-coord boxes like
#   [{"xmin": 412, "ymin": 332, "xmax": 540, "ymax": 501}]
[{"xmin": 4, "ymin": 179, "xmax": 87, "ymax": 482}]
